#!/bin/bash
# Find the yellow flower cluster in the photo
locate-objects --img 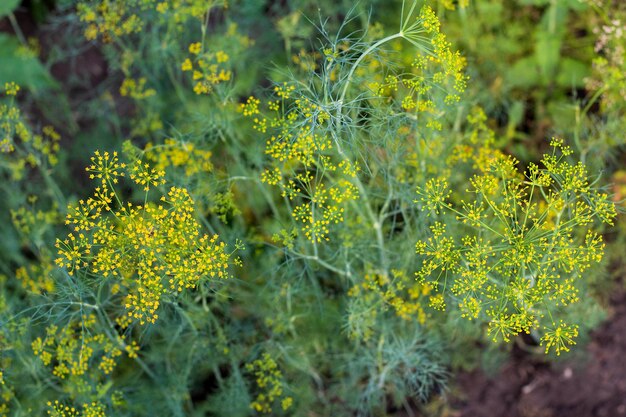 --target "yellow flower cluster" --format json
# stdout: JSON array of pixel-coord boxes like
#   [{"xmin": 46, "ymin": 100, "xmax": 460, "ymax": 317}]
[
  {"xmin": 245, "ymin": 353, "xmax": 293, "ymax": 414},
  {"xmin": 47, "ymin": 400, "xmax": 107, "ymax": 417},
  {"xmin": 3, "ymin": 83, "xmax": 19, "ymax": 96},
  {"xmin": 243, "ymin": 91, "xmax": 359, "ymax": 243},
  {"xmin": 119, "ymin": 77, "xmax": 156, "ymax": 100},
  {"xmin": 47, "ymin": 401, "xmax": 80, "ymax": 417},
  {"xmin": 144, "ymin": 138, "xmax": 213, "ymax": 177},
  {"xmin": 153, "ymin": 0, "xmax": 223, "ymax": 19},
  {"xmin": 324, "ymin": 9, "xmax": 469, "ymax": 198},
  {"xmin": 129, "ymin": 160, "xmax": 166, "ymax": 191},
  {"xmin": 1, "ymin": 86, "xmax": 61, "ymax": 179},
  {"xmin": 78, "ymin": 1, "xmax": 142, "ymax": 42},
  {"xmin": 414, "ymin": 140, "xmax": 617, "ymax": 354},
  {"xmin": 180, "ymin": 23, "xmax": 253, "ymax": 95},
  {"xmin": 291, "ymin": 48, "xmax": 322, "ymax": 73},
  {"xmin": 348, "ymin": 270, "xmax": 431, "ymax": 329},
  {"xmin": 78, "ymin": 0, "xmax": 226, "ymax": 41},
  {"xmin": 182, "ymin": 42, "xmax": 232, "ymax": 95},
  {"xmin": 56, "ymin": 151, "xmax": 234, "ymax": 325},
  {"xmin": 32, "ymin": 316, "xmax": 128, "ymax": 380},
  {"xmin": 415, "ymin": 178, "xmax": 451, "ymax": 214},
  {"xmin": 240, "ymin": 96, "xmax": 260, "ymax": 117},
  {"xmin": 437, "ymin": 0, "xmax": 469, "ymax": 10},
  {"xmin": 11, "ymin": 201, "xmax": 61, "ymax": 238},
  {"xmin": 81, "ymin": 402, "xmax": 107, "ymax": 417},
  {"xmin": 85, "ymin": 150, "xmax": 125, "ymax": 184},
  {"xmin": 540, "ymin": 321, "xmax": 579, "ymax": 356},
  {"xmin": 364, "ymin": 7, "xmax": 467, "ymax": 130},
  {"xmin": 14, "ymin": 253, "xmax": 56, "ymax": 294}
]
